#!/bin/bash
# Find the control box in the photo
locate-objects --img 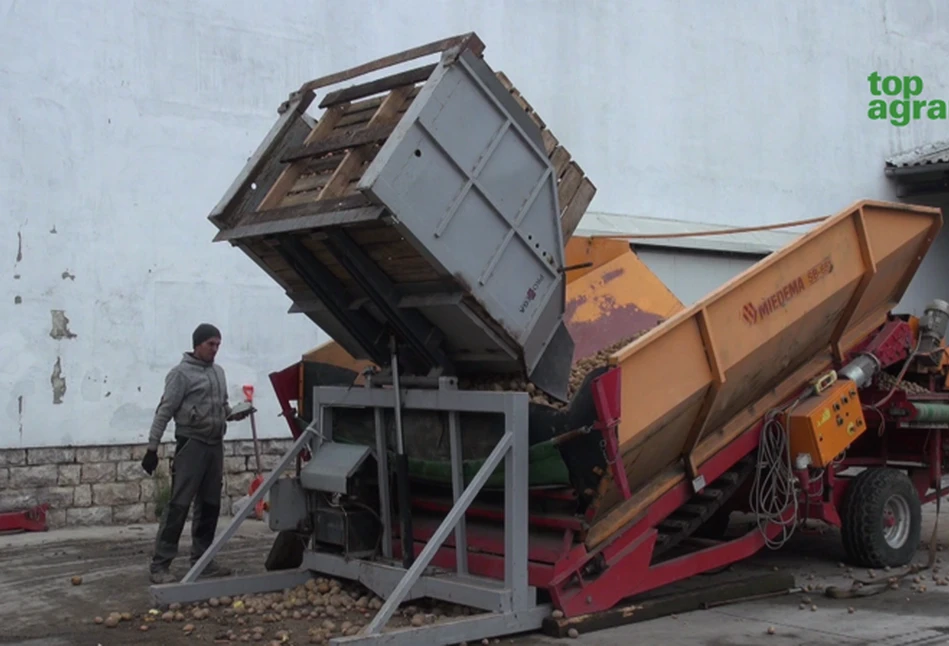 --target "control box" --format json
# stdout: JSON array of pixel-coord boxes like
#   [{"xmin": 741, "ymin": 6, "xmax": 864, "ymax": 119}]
[{"xmin": 787, "ymin": 378, "xmax": 867, "ymax": 467}]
